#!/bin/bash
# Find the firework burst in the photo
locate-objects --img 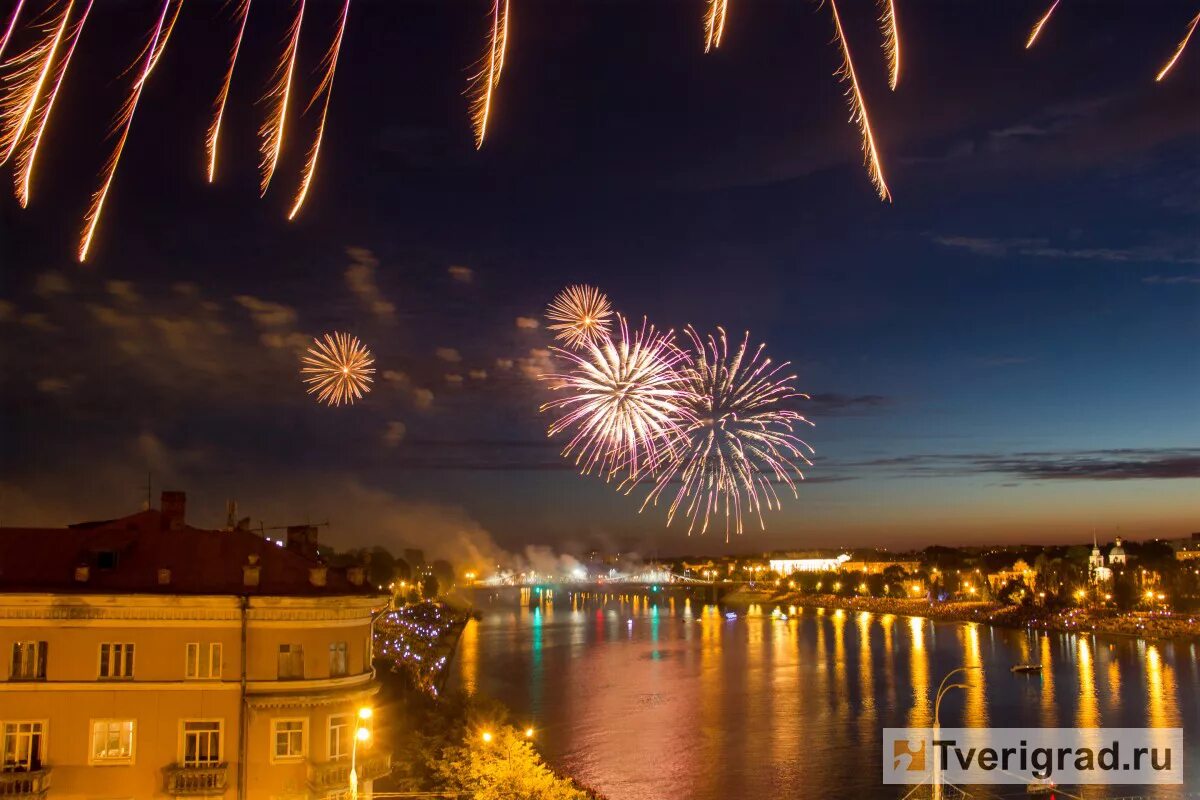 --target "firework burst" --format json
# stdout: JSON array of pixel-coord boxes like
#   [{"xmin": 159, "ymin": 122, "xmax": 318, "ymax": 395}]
[
  {"xmin": 77, "ymin": 0, "xmax": 176, "ymax": 263},
  {"xmin": 468, "ymin": 0, "xmax": 509, "ymax": 149},
  {"xmin": 1025, "ymin": 0, "xmax": 1060, "ymax": 49},
  {"xmin": 704, "ymin": 0, "xmax": 729, "ymax": 52},
  {"xmin": 1156, "ymin": 10, "xmax": 1199, "ymax": 82},
  {"xmin": 12, "ymin": 0, "xmax": 92, "ymax": 207},
  {"xmin": 0, "ymin": 0, "xmax": 74, "ymax": 167},
  {"xmin": 541, "ymin": 315, "xmax": 691, "ymax": 482},
  {"xmin": 206, "ymin": 0, "xmax": 251, "ymax": 183},
  {"xmin": 288, "ymin": 0, "xmax": 350, "ymax": 220},
  {"xmin": 259, "ymin": 0, "xmax": 304, "ymax": 195},
  {"xmin": 827, "ymin": 0, "xmax": 892, "ymax": 202},
  {"xmin": 301, "ymin": 332, "xmax": 376, "ymax": 407},
  {"xmin": 878, "ymin": 0, "xmax": 901, "ymax": 90},
  {"xmin": 545, "ymin": 284, "xmax": 613, "ymax": 350},
  {"xmin": 642, "ymin": 327, "xmax": 814, "ymax": 542}
]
